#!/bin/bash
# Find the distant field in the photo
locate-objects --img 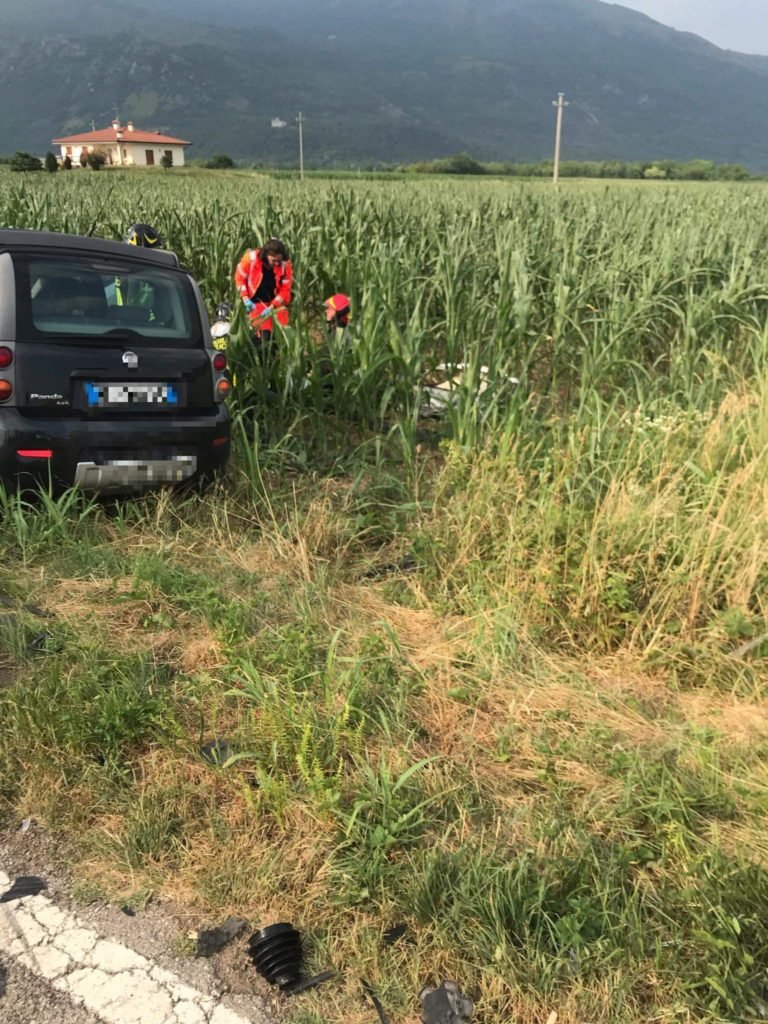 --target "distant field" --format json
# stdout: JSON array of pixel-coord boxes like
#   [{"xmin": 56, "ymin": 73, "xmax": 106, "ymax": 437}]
[{"xmin": 1, "ymin": 171, "xmax": 767, "ymax": 1024}]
